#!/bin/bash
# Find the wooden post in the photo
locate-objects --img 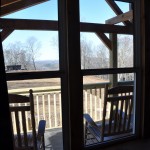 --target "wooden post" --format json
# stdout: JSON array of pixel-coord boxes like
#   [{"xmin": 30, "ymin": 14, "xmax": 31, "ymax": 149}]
[
  {"xmin": 109, "ymin": 33, "xmax": 118, "ymax": 87},
  {"xmin": 0, "ymin": 35, "xmax": 14, "ymax": 149}
]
